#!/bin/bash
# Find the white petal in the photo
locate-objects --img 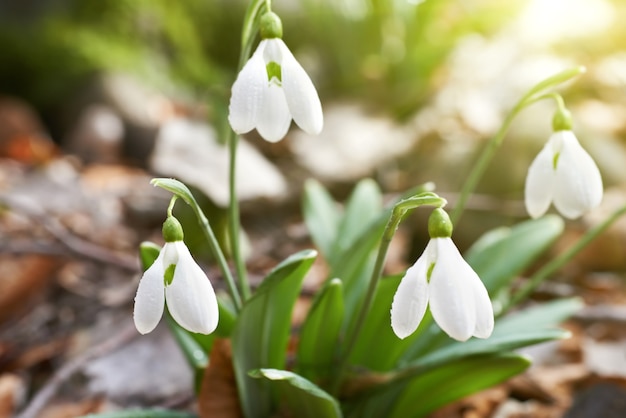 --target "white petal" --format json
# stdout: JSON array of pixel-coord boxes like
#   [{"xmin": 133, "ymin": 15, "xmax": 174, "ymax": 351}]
[
  {"xmin": 428, "ymin": 238, "xmax": 477, "ymax": 342},
  {"xmin": 468, "ymin": 273, "xmax": 494, "ymax": 338},
  {"xmin": 277, "ymin": 39, "xmax": 323, "ymax": 135},
  {"xmin": 524, "ymin": 140, "xmax": 556, "ymax": 219},
  {"xmin": 553, "ymin": 131, "xmax": 603, "ymax": 219},
  {"xmin": 228, "ymin": 42, "xmax": 267, "ymax": 134},
  {"xmin": 391, "ymin": 249, "xmax": 430, "ymax": 339},
  {"xmin": 165, "ymin": 242, "xmax": 219, "ymax": 334},
  {"xmin": 256, "ymin": 82, "xmax": 292, "ymax": 142},
  {"xmin": 133, "ymin": 249, "xmax": 166, "ymax": 334}
]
